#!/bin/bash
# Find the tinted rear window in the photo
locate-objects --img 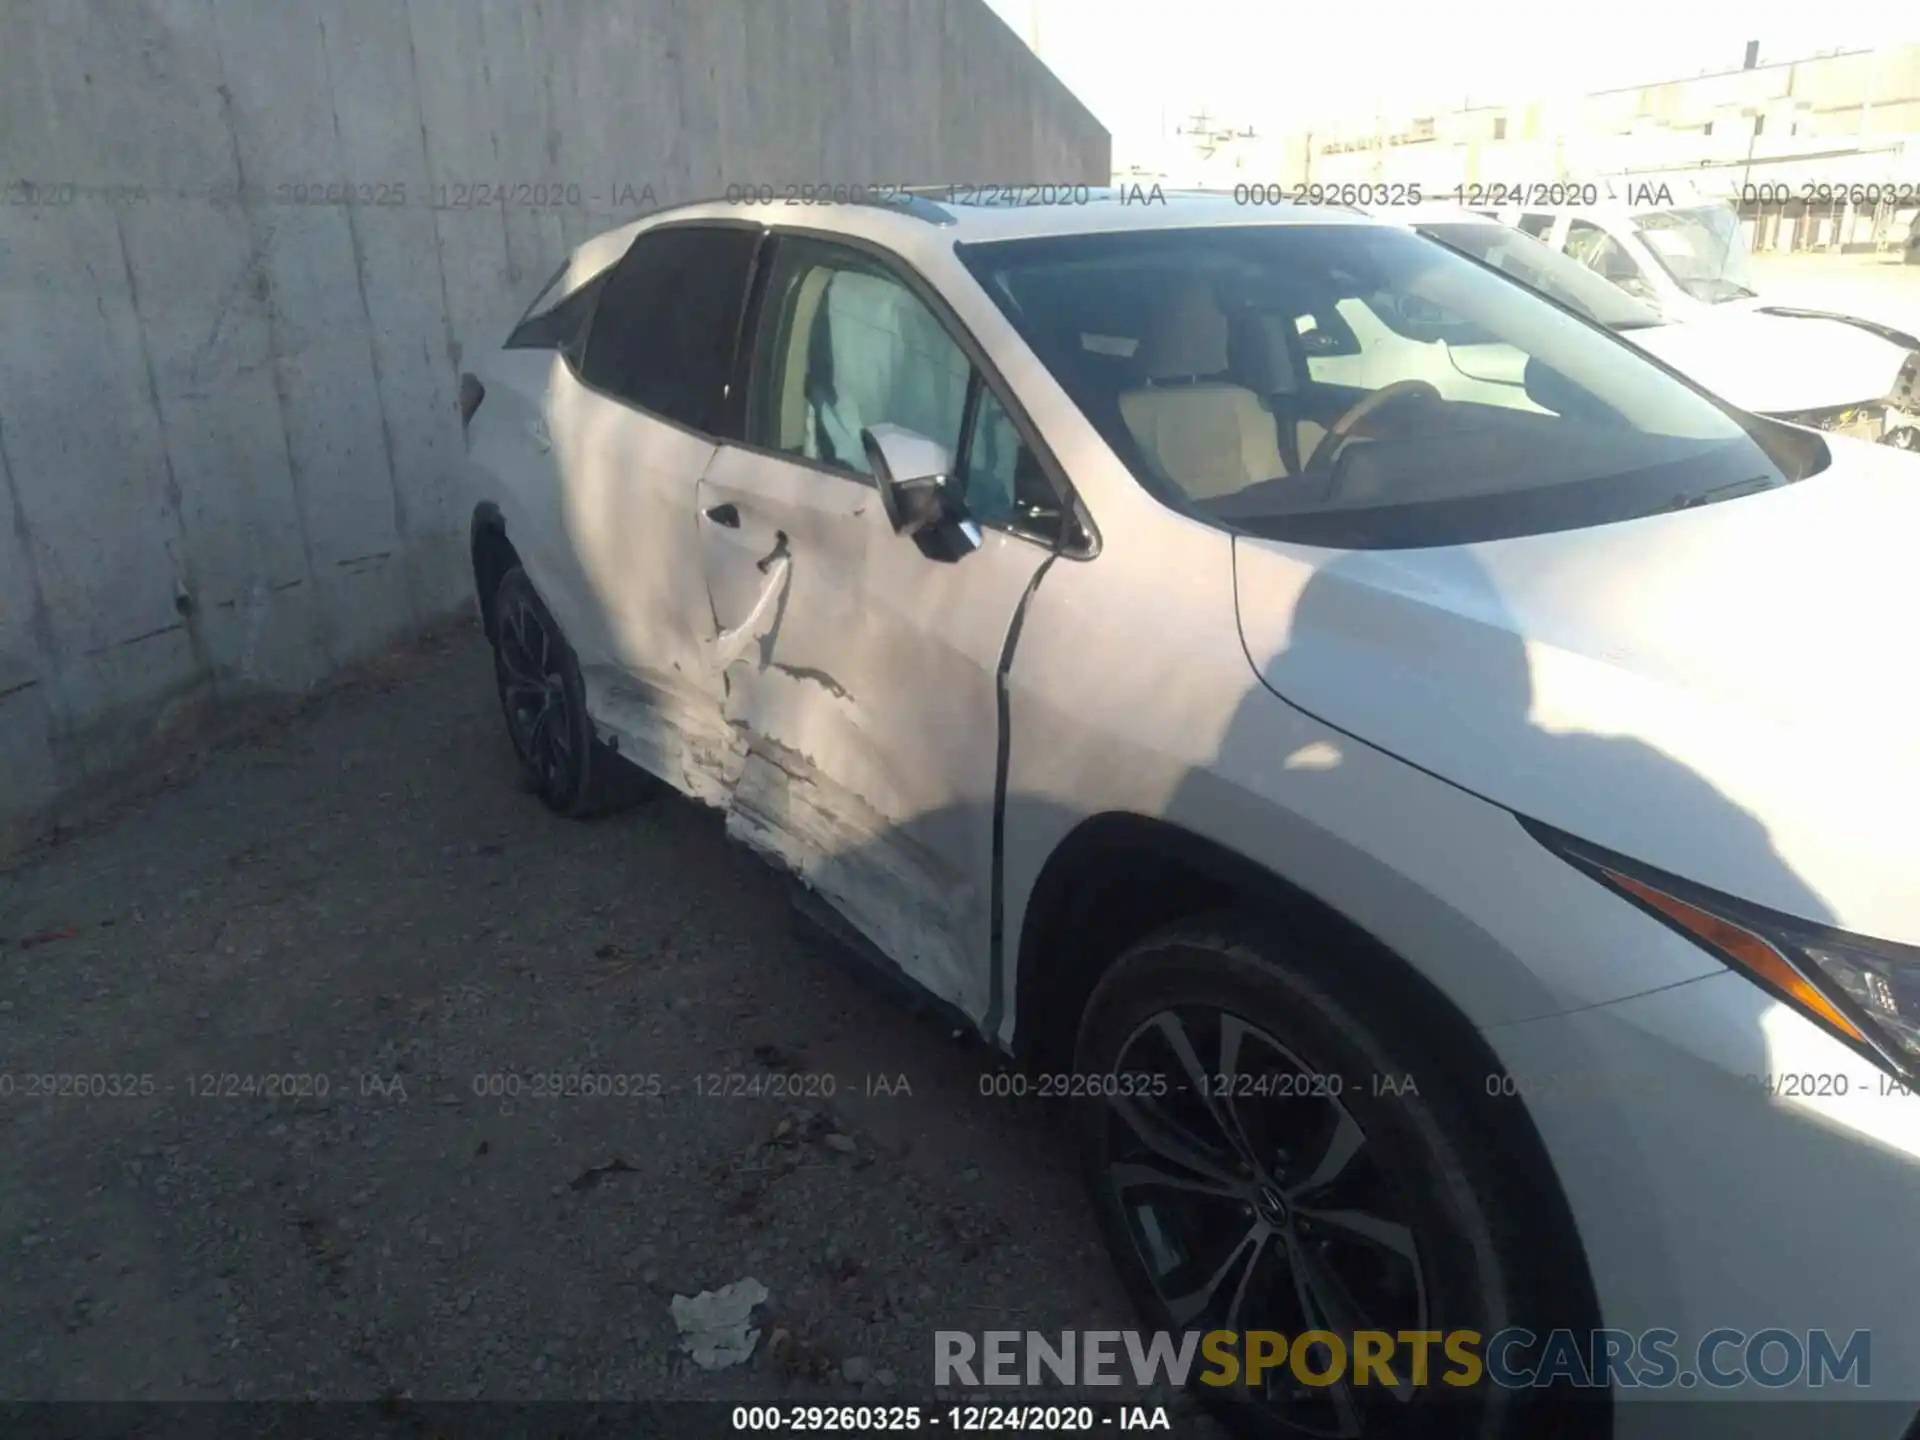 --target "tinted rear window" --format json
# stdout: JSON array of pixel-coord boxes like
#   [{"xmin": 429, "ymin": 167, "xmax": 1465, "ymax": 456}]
[{"xmin": 579, "ymin": 225, "xmax": 760, "ymax": 433}]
